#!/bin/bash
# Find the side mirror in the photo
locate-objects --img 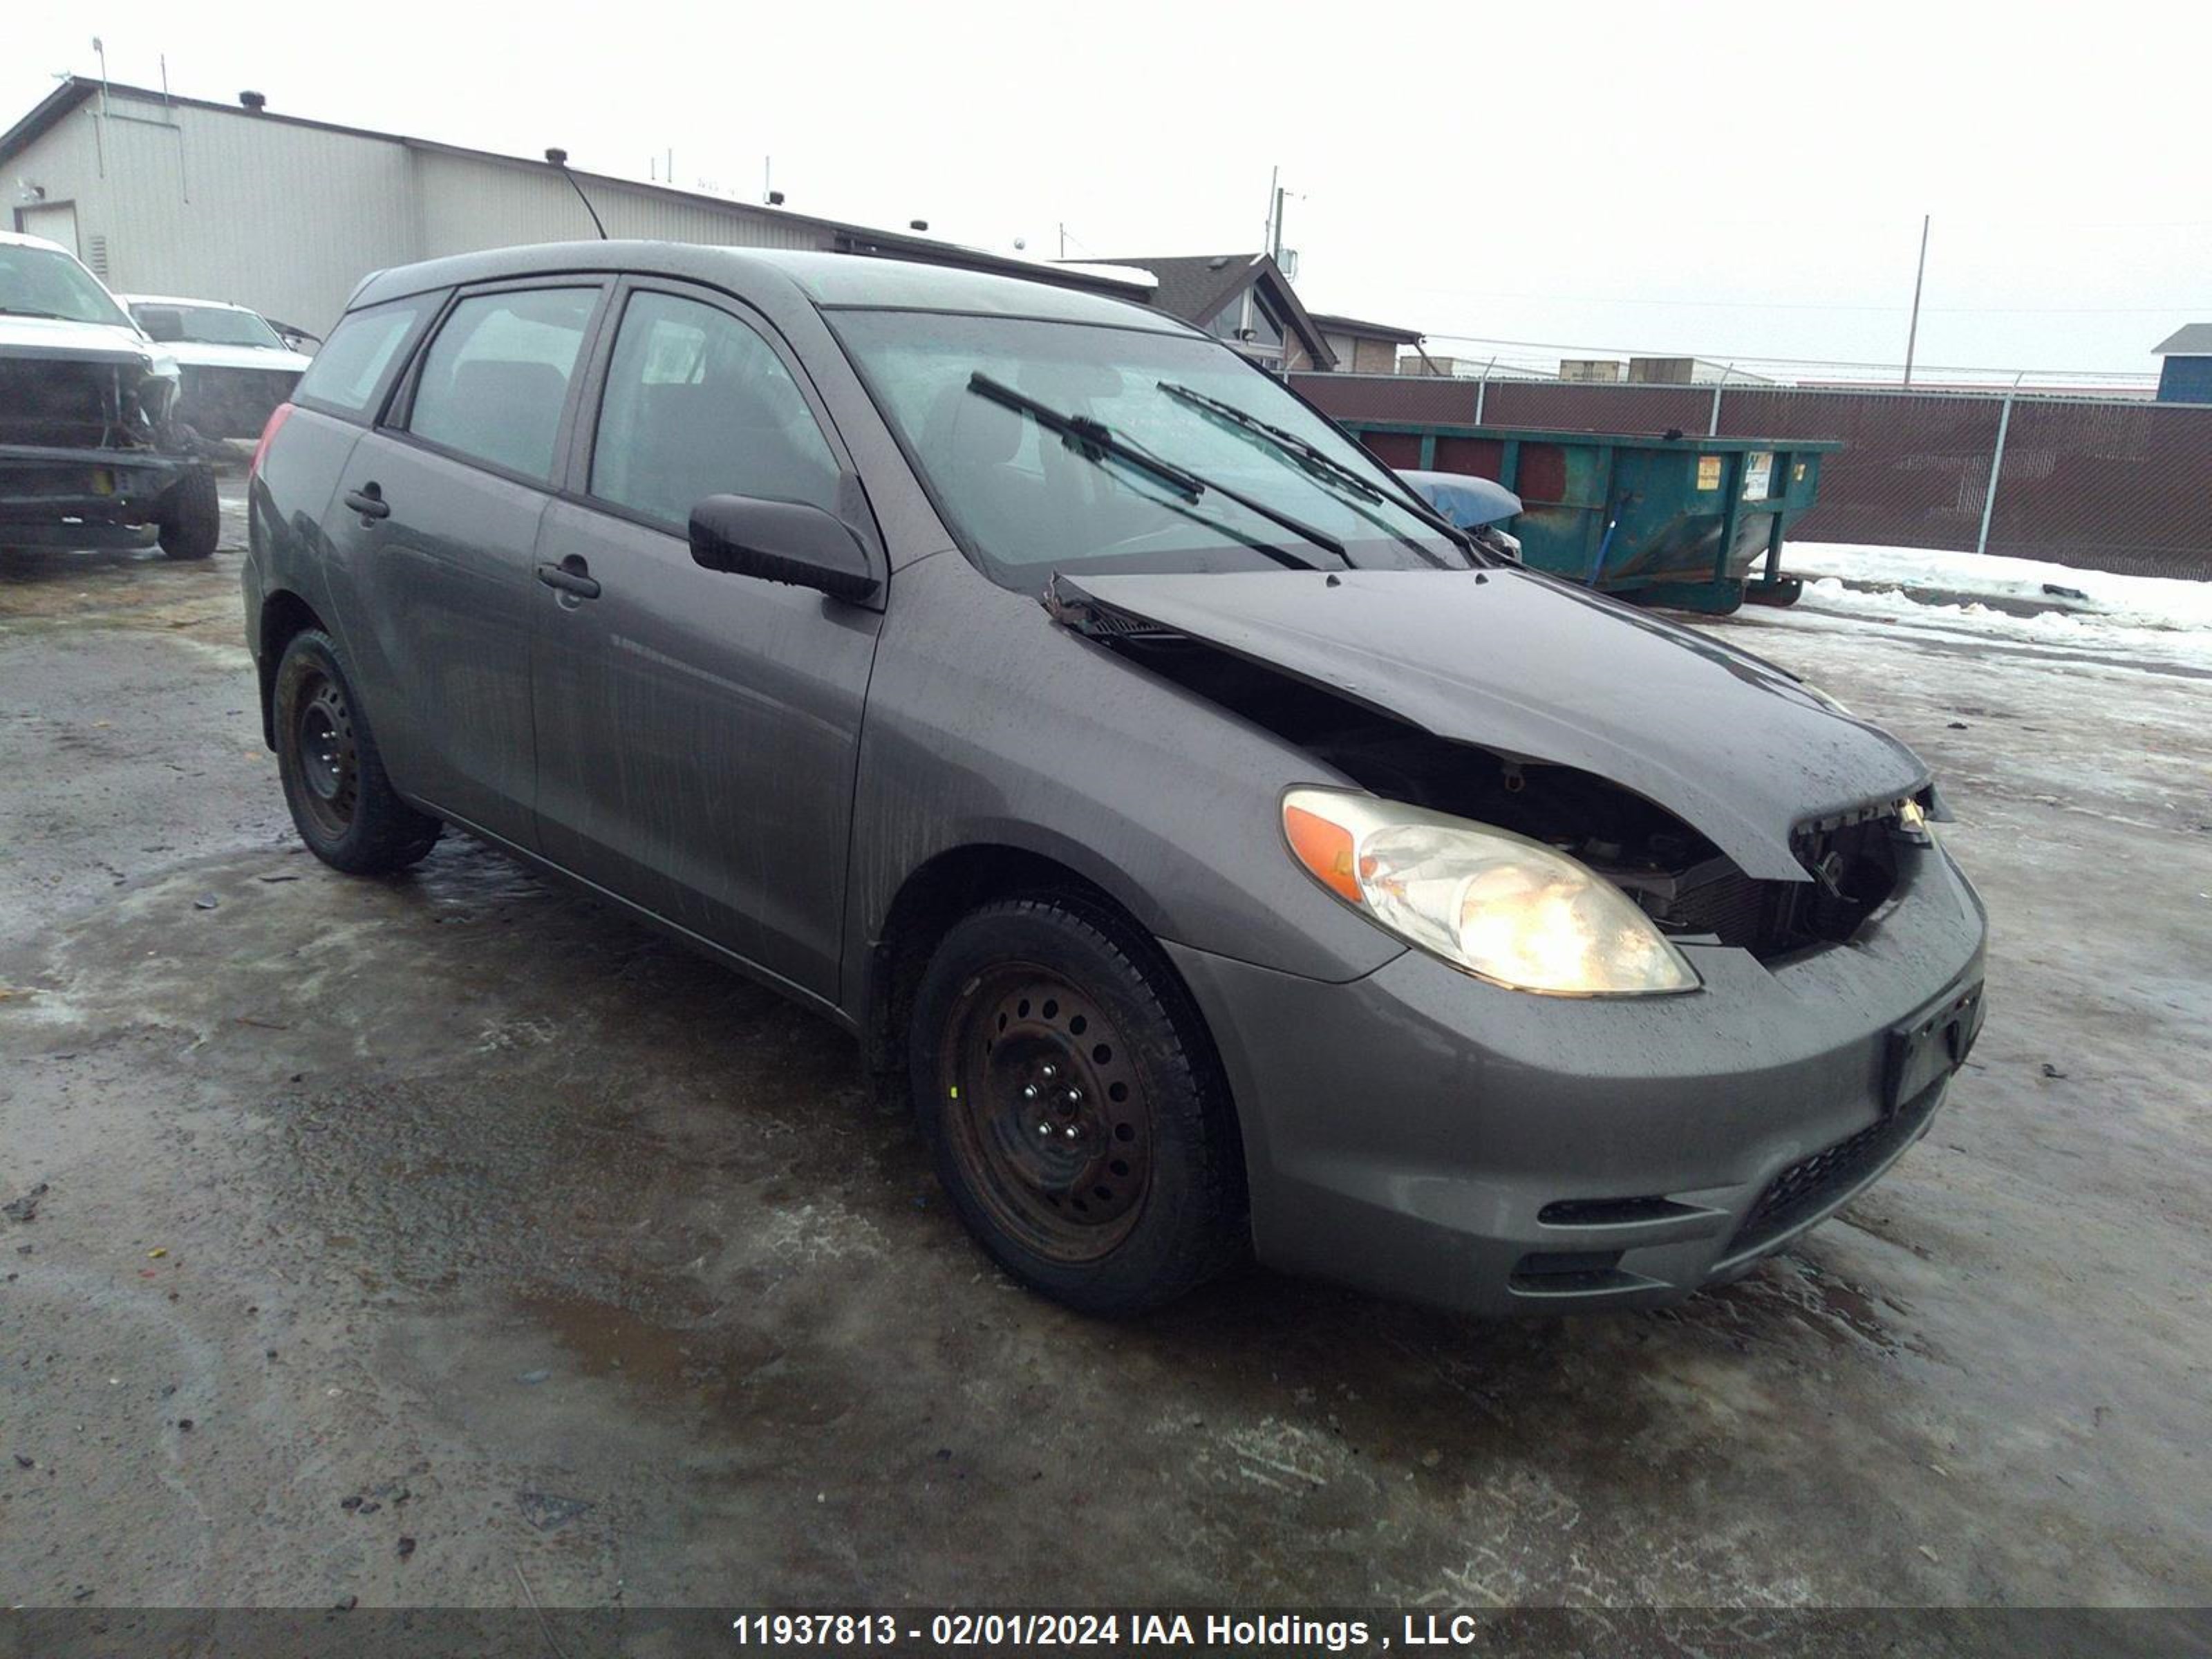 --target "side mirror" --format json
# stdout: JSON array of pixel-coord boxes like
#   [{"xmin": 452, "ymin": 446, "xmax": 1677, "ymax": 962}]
[{"xmin": 688, "ymin": 494, "xmax": 879, "ymax": 603}]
